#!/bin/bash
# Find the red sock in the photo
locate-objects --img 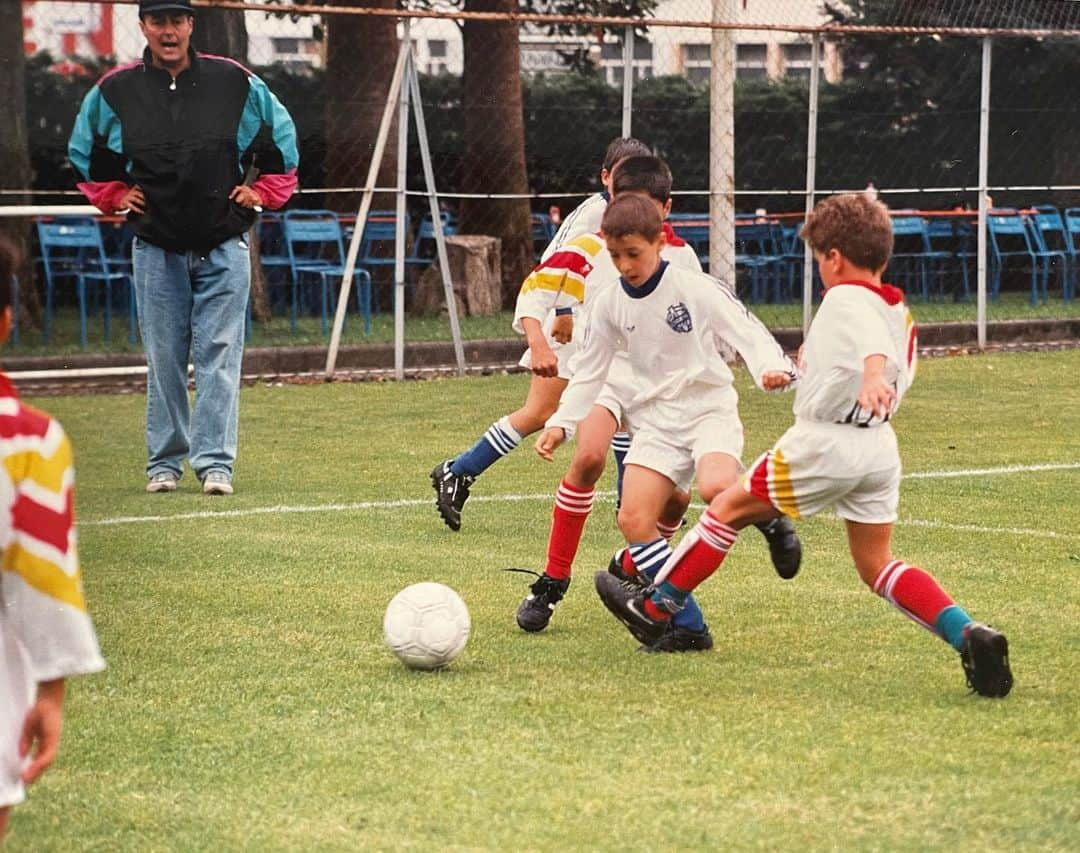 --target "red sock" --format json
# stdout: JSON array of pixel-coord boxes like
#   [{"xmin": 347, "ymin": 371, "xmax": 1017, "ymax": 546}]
[
  {"xmin": 872, "ymin": 560, "xmax": 954, "ymax": 630},
  {"xmin": 657, "ymin": 517, "xmax": 682, "ymax": 542},
  {"xmin": 544, "ymin": 480, "xmax": 595, "ymax": 580},
  {"xmin": 643, "ymin": 597, "xmax": 673, "ymax": 622},
  {"xmin": 665, "ymin": 510, "xmax": 738, "ymax": 592},
  {"xmin": 620, "ymin": 548, "xmax": 638, "ymax": 576}
]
